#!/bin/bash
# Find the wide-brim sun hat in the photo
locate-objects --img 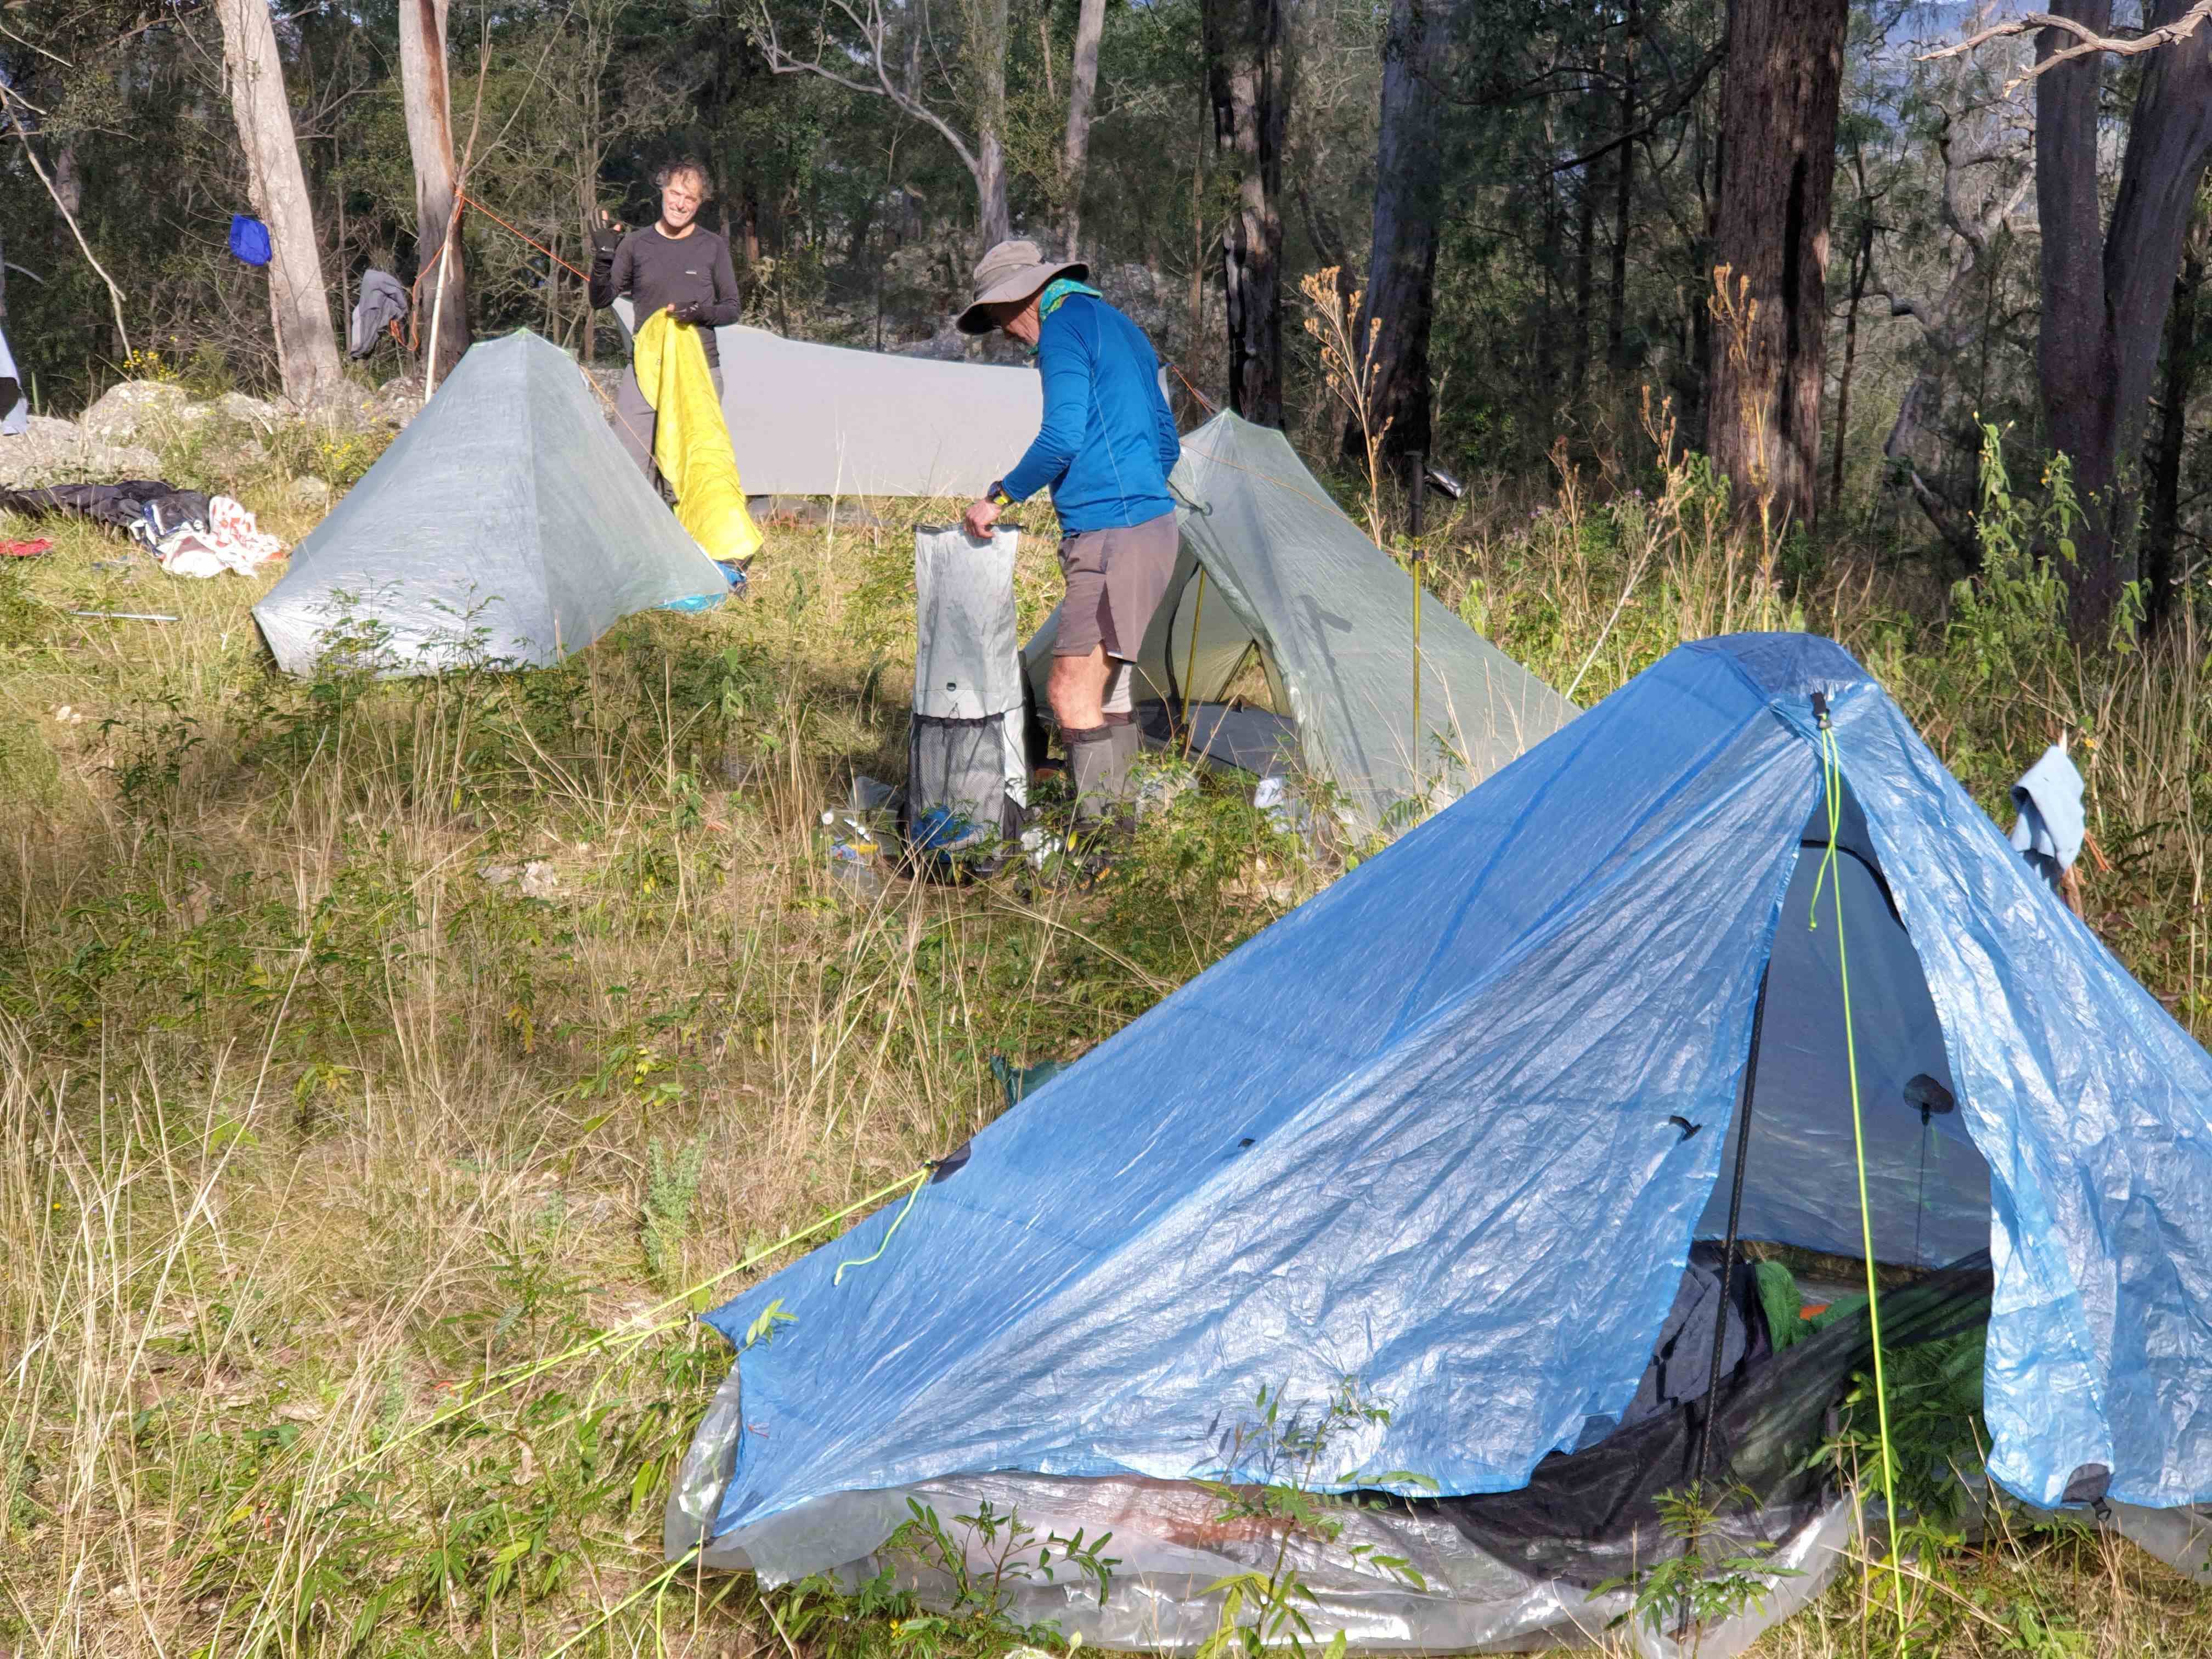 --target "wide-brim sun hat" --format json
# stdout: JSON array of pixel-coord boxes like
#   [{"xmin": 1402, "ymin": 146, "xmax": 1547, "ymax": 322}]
[{"xmin": 956, "ymin": 239, "xmax": 1089, "ymax": 335}]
